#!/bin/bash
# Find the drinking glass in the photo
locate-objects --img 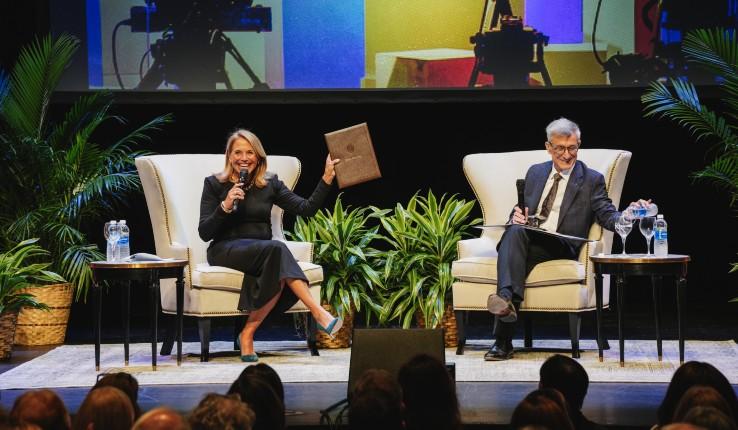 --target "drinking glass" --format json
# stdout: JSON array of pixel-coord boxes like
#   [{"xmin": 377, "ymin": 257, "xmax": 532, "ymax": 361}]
[
  {"xmin": 638, "ymin": 216, "xmax": 656, "ymax": 256},
  {"xmin": 614, "ymin": 215, "xmax": 633, "ymax": 255},
  {"xmin": 104, "ymin": 222, "xmax": 120, "ymax": 261}
]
